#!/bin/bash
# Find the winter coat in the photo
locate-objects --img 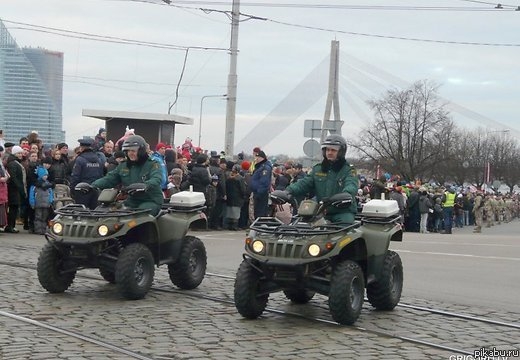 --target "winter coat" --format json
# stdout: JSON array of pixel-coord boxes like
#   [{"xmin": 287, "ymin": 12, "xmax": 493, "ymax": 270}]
[
  {"xmin": 389, "ymin": 191, "xmax": 407, "ymax": 214},
  {"xmin": 91, "ymin": 157, "xmax": 164, "ymax": 214},
  {"xmin": 418, "ymin": 194, "xmax": 433, "ymax": 214},
  {"xmin": 250, "ymin": 159, "xmax": 272, "ymax": 195},
  {"xmin": 149, "ymin": 151, "xmax": 168, "ymax": 190},
  {"xmin": 274, "ymin": 174, "xmax": 290, "ymax": 190},
  {"xmin": 69, "ymin": 149, "xmax": 105, "ymax": 189},
  {"xmin": 29, "ymin": 180, "xmax": 54, "ymax": 208},
  {"xmin": 186, "ymin": 164, "xmax": 211, "ymax": 195},
  {"xmin": 209, "ymin": 164, "xmax": 226, "ymax": 199},
  {"xmin": 48, "ymin": 158, "xmax": 71, "ymax": 185},
  {"xmin": 6, "ymin": 154, "xmax": 26, "ymax": 205},
  {"xmin": 225, "ymin": 173, "xmax": 246, "ymax": 207},
  {"xmin": 286, "ymin": 158, "xmax": 358, "ymax": 223},
  {"xmin": 0, "ymin": 164, "xmax": 9, "ymax": 204}
]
